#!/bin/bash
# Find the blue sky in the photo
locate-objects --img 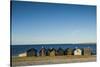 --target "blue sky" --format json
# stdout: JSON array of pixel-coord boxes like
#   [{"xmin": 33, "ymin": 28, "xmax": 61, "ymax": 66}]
[{"xmin": 11, "ymin": 1, "xmax": 96, "ymax": 45}]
